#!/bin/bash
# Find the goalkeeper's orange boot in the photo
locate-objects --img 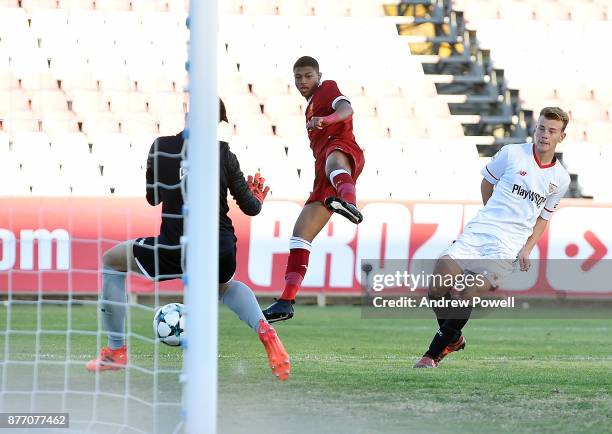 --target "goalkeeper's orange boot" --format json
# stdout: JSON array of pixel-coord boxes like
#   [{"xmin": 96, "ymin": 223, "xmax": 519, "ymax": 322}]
[
  {"xmin": 85, "ymin": 346, "xmax": 128, "ymax": 372},
  {"xmin": 257, "ymin": 320, "xmax": 290, "ymax": 381},
  {"xmin": 435, "ymin": 336, "xmax": 466, "ymax": 365}
]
